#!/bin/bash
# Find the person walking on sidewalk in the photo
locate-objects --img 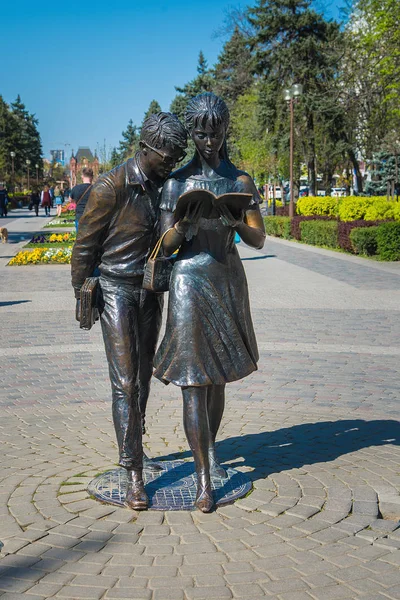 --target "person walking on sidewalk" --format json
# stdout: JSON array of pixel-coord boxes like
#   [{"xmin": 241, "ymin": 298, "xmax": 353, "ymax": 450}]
[
  {"xmin": 40, "ymin": 184, "xmax": 52, "ymax": 216},
  {"xmin": 71, "ymin": 112, "xmax": 187, "ymax": 510},
  {"xmin": 69, "ymin": 168, "xmax": 94, "ymax": 232},
  {"xmin": 30, "ymin": 188, "xmax": 41, "ymax": 216},
  {"xmin": 54, "ymin": 185, "xmax": 63, "ymax": 217},
  {"xmin": 0, "ymin": 184, "xmax": 9, "ymax": 218}
]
